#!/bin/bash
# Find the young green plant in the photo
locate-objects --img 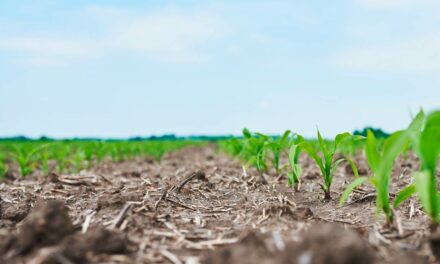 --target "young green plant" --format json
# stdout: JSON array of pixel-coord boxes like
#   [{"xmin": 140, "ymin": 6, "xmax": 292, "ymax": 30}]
[
  {"xmin": 340, "ymin": 111, "xmax": 424, "ymax": 226},
  {"xmin": 302, "ymin": 130, "xmax": 357, "ymax": 200},
  {"xmin": 264, "ymin": 130, "xmax": 291, "ymax": 175},
  {"xmin": 287, "ymin": 134, "xmax": 304, "ymax": 190},
  {"xmin": 221, "ymin": 138, "xmax": 243, "ymax": 158},
  {"xmin": 412, "ymin": 111, "xmax": 440, "ymax": 230},
  {"xmin": 13, "ymin": 145, "xmax": 42, "ymax": 177},
  {"xmin": 72, "ymin": 148, "xmax": 85, "ymax": 173},
  {"xmin": 40, "ymin": 151, "xmax": 50, "ymax": 176},
  {"xmin": 56, "ymin": 146, "xmax": 70, "ymax": 174},
  {"xmin": 241, "ymin": 128, "xmax": 270, "ymax": 174}
]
